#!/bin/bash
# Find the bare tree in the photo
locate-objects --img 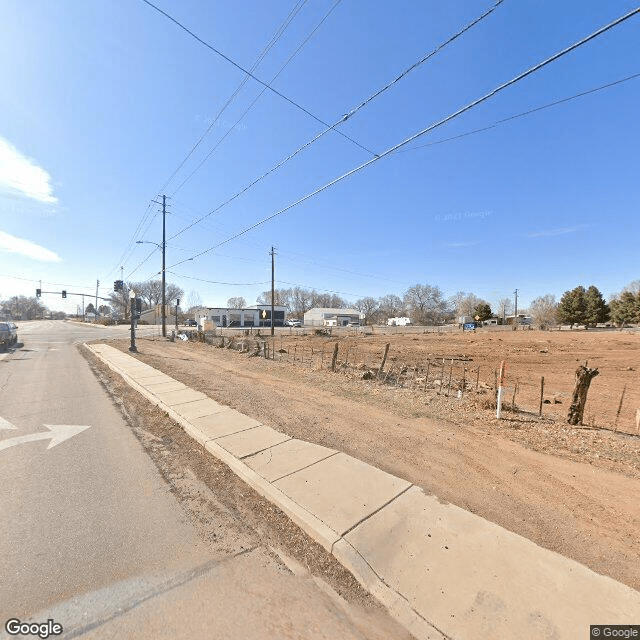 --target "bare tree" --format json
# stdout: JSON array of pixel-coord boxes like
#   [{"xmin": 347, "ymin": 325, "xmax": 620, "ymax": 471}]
[
  {"xmin": 529, "ymin": 294, "xmax": 558, "ymax": 328},
  {"xmin": 496, "ymin": 297, "xmax": 512, "ymax": 324},
  {"xmin": 354, "ymin": 297, "xmax": 379, "ymax": 325},
  {"xmin": 451, "ymin": 292, "xmax": 486, "ymax": 317},
  {"xmin": 3, "ymin": 295, "xmax": 47, "ymax": 320},
  {"xmin": 403, "ymin": 284, "xmax": 448, "ymax": 325},
  {"xmin": 187, "ymin": 289, "xmax": 202, "ymax": 309},
  {"xmin": 257, "ymin": 288, "xmax": 292, "ymax": 309},
  {"xmin": 227, "ymin": 296, "xmax": 247, "ymax": 309},
  {"xmin": 378, "ymin": 294, "xmax": 404, "ymax": 321}
]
